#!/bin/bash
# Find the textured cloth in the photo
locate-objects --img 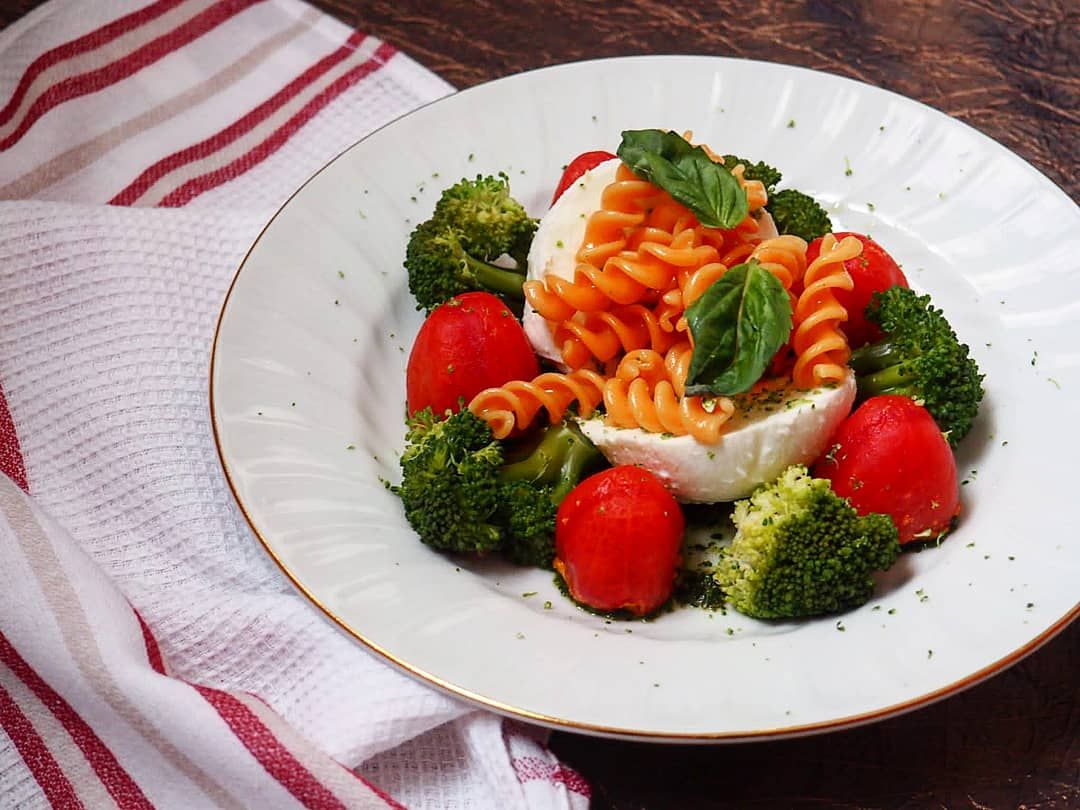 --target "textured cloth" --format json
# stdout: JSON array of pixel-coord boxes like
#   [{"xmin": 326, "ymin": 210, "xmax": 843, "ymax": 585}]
[{"xmin": 0, "ymin": 1, "xmax": 591, "ymax": 807}]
